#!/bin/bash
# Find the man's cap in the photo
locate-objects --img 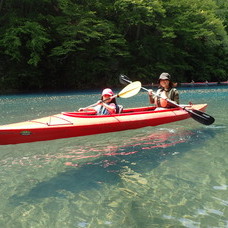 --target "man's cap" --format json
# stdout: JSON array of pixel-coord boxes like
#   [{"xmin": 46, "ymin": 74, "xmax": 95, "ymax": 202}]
[{"xmin": 159, "ymin": 73, "xmax": 171, "ymax": 80}]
